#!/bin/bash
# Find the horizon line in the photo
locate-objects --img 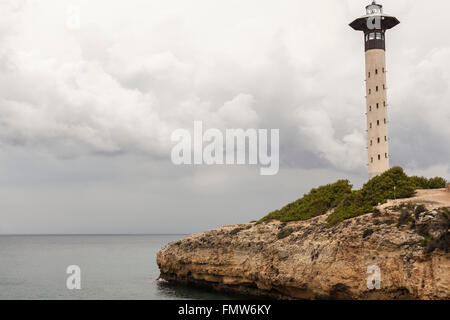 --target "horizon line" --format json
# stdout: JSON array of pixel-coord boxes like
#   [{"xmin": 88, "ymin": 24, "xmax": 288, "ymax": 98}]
[{"xmin": 0, "ymin": 233, "xmax": 190, "ymax": 236}]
